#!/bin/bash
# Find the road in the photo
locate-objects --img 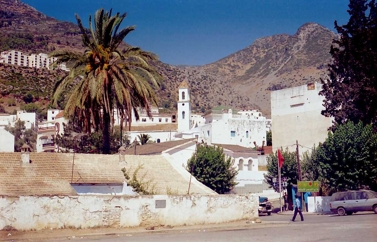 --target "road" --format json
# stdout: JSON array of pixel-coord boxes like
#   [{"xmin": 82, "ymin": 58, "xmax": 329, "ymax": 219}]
[{"xmin": 51, "ymin": 212, "xmax": 377, "ymax": 242}]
